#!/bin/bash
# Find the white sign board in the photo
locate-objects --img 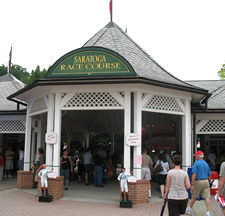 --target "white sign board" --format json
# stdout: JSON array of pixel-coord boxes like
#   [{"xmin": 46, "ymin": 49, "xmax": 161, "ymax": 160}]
[
  {"xmin": 45, "ymin": 132, "xmax": 57, "ymax": 144},
  {"xmin": 126, "ymin": 133, "xmax": 141, "ymax": 146},
  {"xmin": 48, "ymin": 172, "xmax": 58, "ymax": 179},
  {"xmin": 128, "ymin": 176, "xmax": 137, "ymax": 183}
]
